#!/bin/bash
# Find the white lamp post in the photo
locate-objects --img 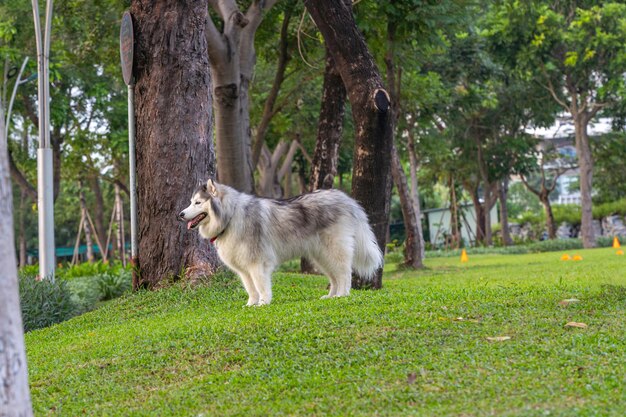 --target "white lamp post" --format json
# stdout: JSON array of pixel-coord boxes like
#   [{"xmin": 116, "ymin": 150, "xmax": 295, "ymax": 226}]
[{"xmin": 32, "ymin": 0, "xmax": 55, "ymax": 280}]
